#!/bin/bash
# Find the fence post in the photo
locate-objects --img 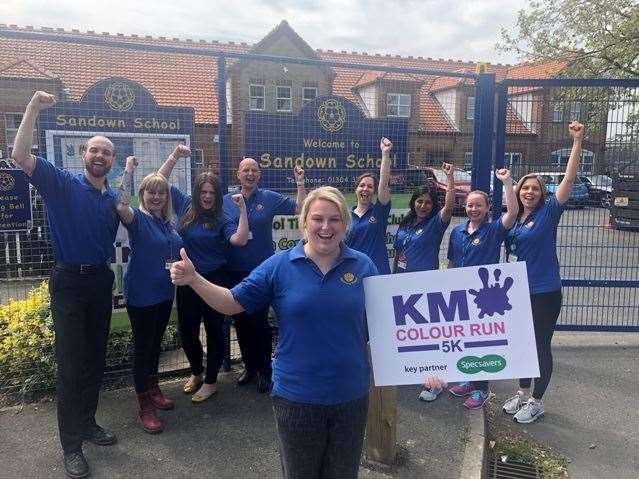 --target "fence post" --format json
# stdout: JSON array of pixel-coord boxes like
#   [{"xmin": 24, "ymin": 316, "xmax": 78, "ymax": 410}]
[
  {"xmin": 217, "ymin": 56, "xmax": 228, "ymax": 192},
  {"xmin": 471, "ymin": 73, "xmax": 495, "ymax": 193},
  {"xmin": 492, "ymin": 81, "xmax": 508, "ymax": 220}
]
